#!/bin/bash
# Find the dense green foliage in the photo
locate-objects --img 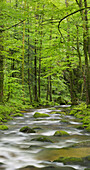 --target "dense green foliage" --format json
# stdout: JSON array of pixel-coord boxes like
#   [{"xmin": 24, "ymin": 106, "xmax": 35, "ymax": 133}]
[{"xmin": 0, "ymin": 0, "xmax": 90, "ymax": 127}]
